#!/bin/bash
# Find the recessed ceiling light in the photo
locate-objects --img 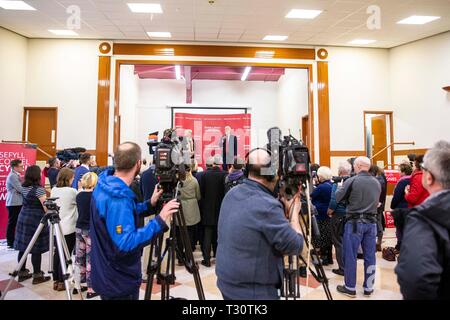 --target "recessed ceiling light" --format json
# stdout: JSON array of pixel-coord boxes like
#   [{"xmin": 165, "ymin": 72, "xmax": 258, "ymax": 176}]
[
  {"xmin": 48, "ymin": 29, "xmax": 78, "ymax": 36},
  {"xmin": 348, "ymin": 39, "xmax": 376, "ymax": 45},
  {"xmin": 263, "ymin": 35, "xmax": 288, "ymax": 41},
  {"xmin": 0, "ymin": 0, "xmax": 35, "ymax": 10},
  {"xmin": 397, "ymin": 15, "xmax": 440, "ymax": 25},
  {"xmin": 127, "ymin": 3, "xmax": 162, "ymax": 13},
  {"xmin": 241, "ymin": 67, "xmax": 252, "ymax": 81},
  {"xmin": 286, "ymin": 9, "xmax": 322, "ymax": 19},
  {"xmin": 147, "ymin": 31, "xmax": 171, "ymax": 38}
]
